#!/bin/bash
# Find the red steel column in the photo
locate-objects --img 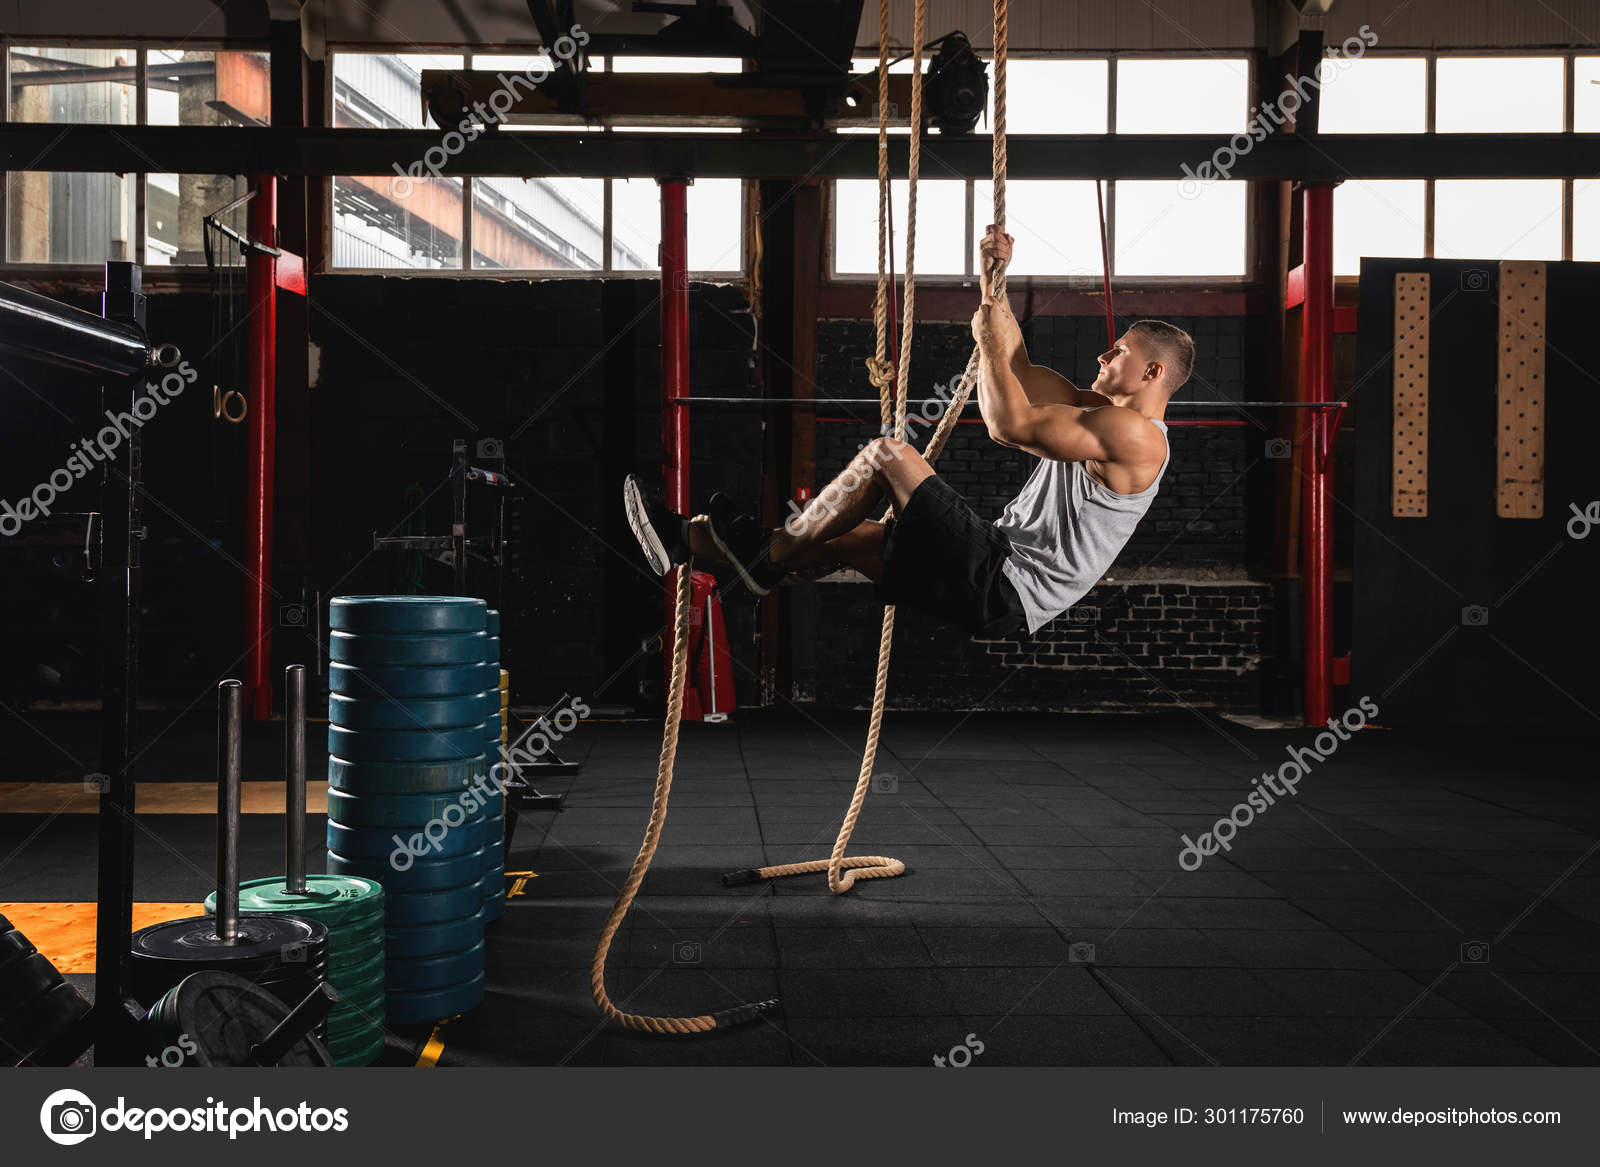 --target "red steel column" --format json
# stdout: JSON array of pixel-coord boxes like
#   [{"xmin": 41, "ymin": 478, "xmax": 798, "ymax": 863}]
[
  {"xmin": 1301, "ymin": 185, "xmax": 1335, "ymax": 727},
  {"xmin": 244, "ymin": 175, "xmax": 278, "ymax": 720},
  {"xmin": 659, "ymin": 178, "xmax": 691, "ymax": 701}
]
